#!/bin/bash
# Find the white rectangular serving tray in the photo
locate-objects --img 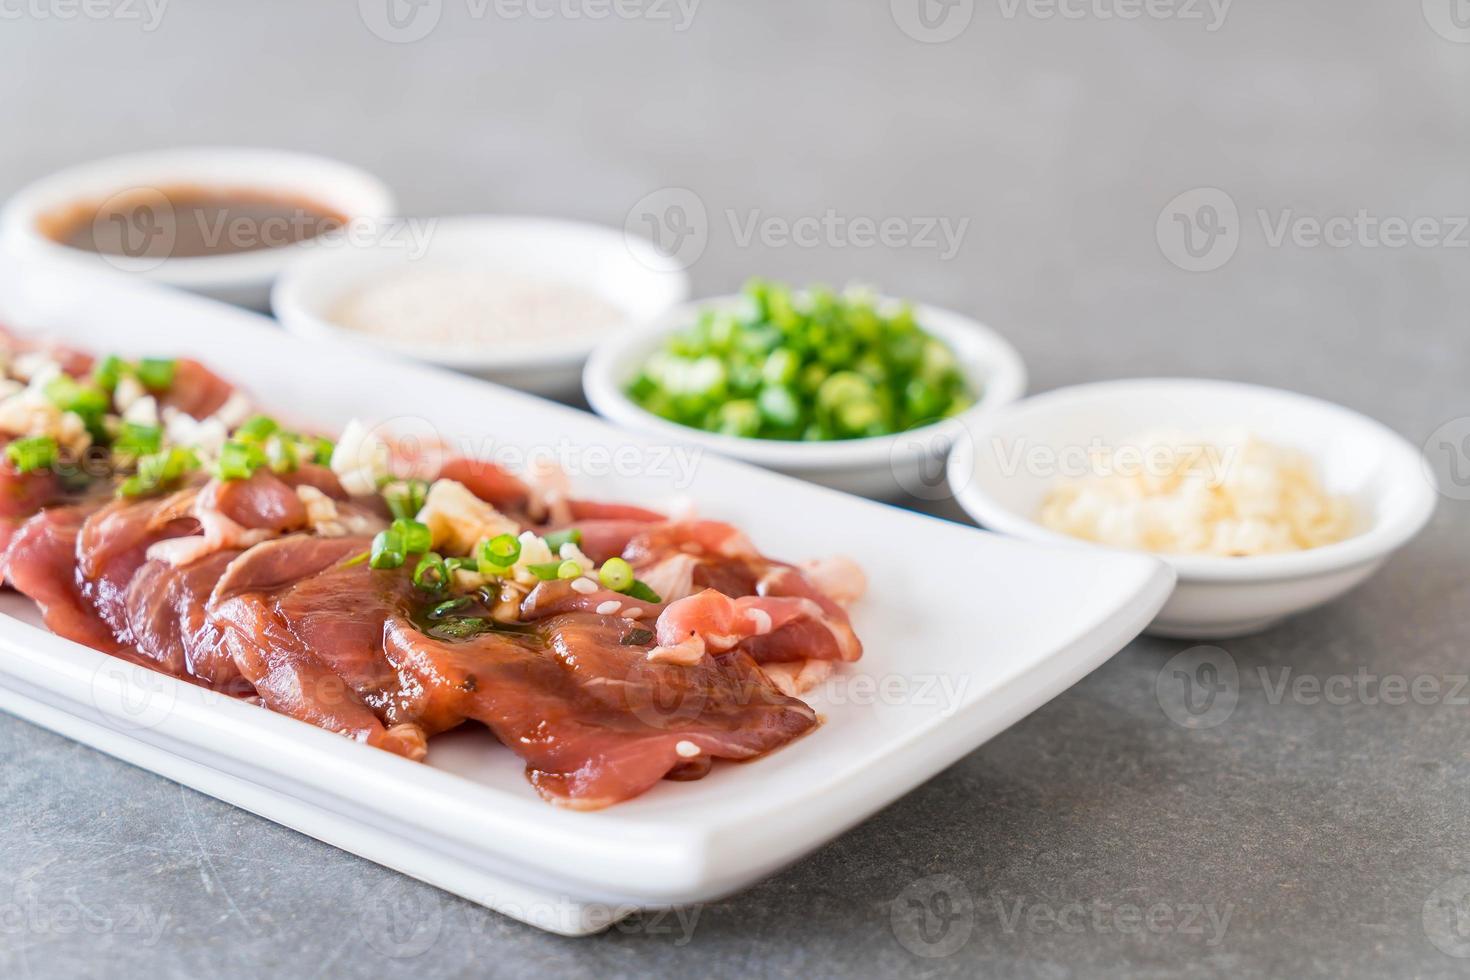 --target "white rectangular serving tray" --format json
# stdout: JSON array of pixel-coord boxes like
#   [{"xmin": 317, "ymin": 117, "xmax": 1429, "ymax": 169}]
[{"xmin": 0, "ymin": 254, "xmax": 1174, "ymax": 936}]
